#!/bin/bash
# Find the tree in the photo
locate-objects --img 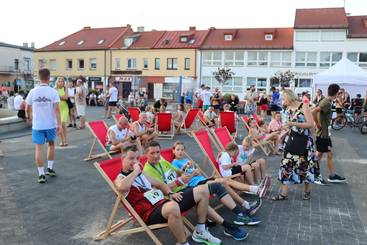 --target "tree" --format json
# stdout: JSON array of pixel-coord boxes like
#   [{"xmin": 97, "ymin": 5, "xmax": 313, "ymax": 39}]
[
  {"xmin": 212, "ymin": 67, "xmax": 235, "ymax": 90},
  {"xmin": 270, "ymin": 70, "xmax": 297, "ymax": 88}
]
